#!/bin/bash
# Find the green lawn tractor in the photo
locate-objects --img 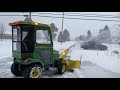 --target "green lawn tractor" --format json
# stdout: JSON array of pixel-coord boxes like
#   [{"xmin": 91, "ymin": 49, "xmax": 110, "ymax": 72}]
[{"xmin": 9, "ymin": 21, "xmax": 80, "ymax": 78}]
